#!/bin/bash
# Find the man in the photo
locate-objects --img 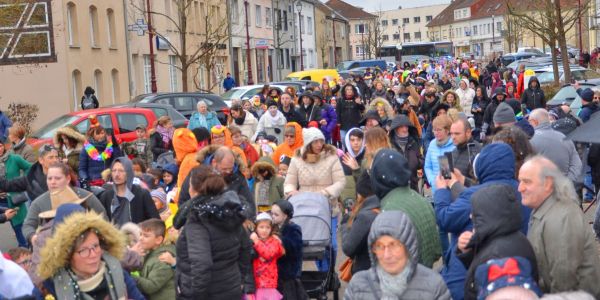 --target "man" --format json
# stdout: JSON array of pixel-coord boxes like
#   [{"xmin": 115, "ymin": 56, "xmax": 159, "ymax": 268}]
[
  {"xmin": 529, "ymin": 108, "xmax": 582, "ymax": 182},
  {"xmin": 98, "ymin": 157, "xmax": 159, "ymax": 226},
  {"xmin": 371, "ymin": 148, "xmax": 441, "ymax": 269},
  {"xmin": 520, "ymin": 76, "xmax": 545, "ymax": 111},
  {"xmin": 223, "ymin": 72, "xmax": 236, "ymax": 92},
  {"xmin": 481, "ymin": 87, "xmax": 507, "ymax": 139},
  {"xmin": 518, "ymin": 156, "xmax": 600, "ymax": 298},
  {"xmin": 0, "ymin": 145, "xmax": 58, "ymax": 201},
  {"xmin": 211, "ymin": 147, "xmax": 255, "ymax": 218},
  {"xmin": 492, "ymin": 102, "xmax": 516, "ymax": 130},
  {"xmin": 449, "ymin": 118, "xmax": 481, "ymax": 188},
  {"xmin": 358, "ymin": 110, "xmax": 381, "ymax": 132},
  {"xmin": 279, "ymin": 92, "xmax": 305, "ymax": 126},
  {"xmin": 577, "ymin": 87, "xmax": 600, "ymax": 123},
  {"xmin": 388, "ymin": 114, "xmax": 423, "ymax": 191}
]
